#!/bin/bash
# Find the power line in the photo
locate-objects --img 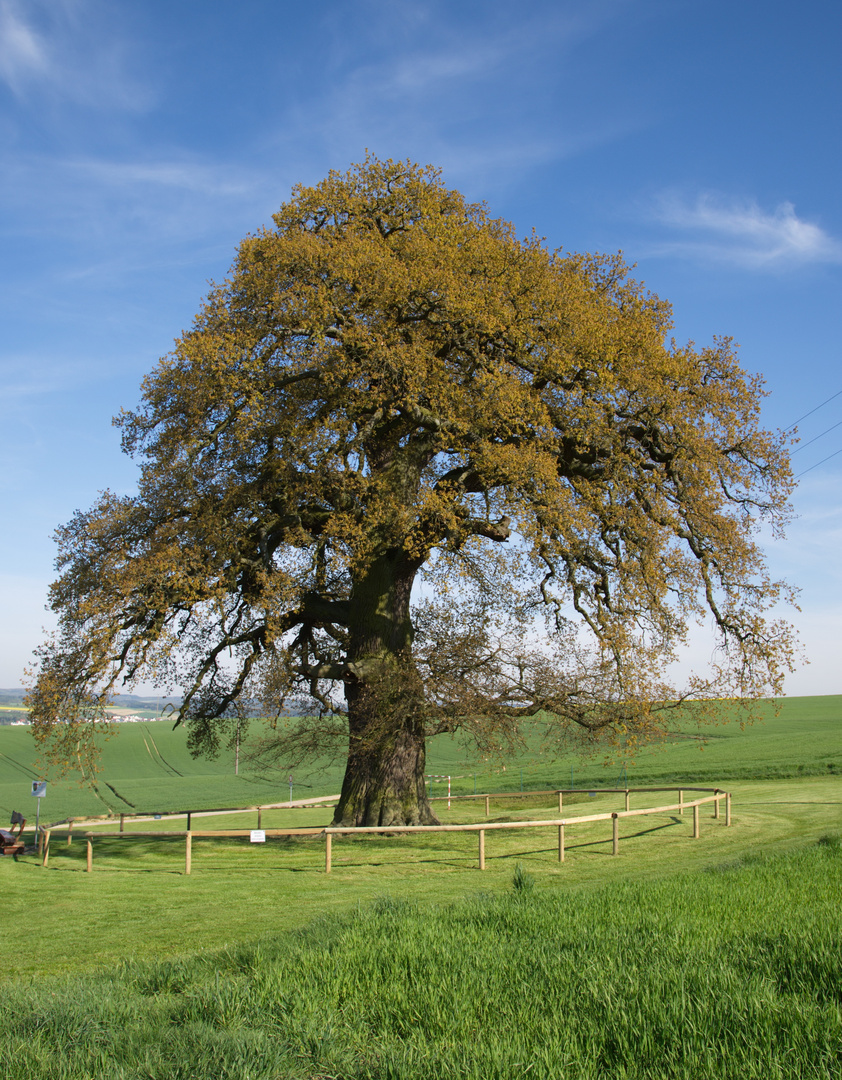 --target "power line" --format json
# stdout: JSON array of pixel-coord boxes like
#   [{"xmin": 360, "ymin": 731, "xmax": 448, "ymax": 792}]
[
  {"xmin": 795, "ymin": 446, "xmax": 842, "ymax": 478},
  {"xmin": 791, "ymin": 417, "xmax": 842, "ymax": 454},
  {"xmin": 785, "ymin": 388, "xmax": 842, "ymax": 432}
]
